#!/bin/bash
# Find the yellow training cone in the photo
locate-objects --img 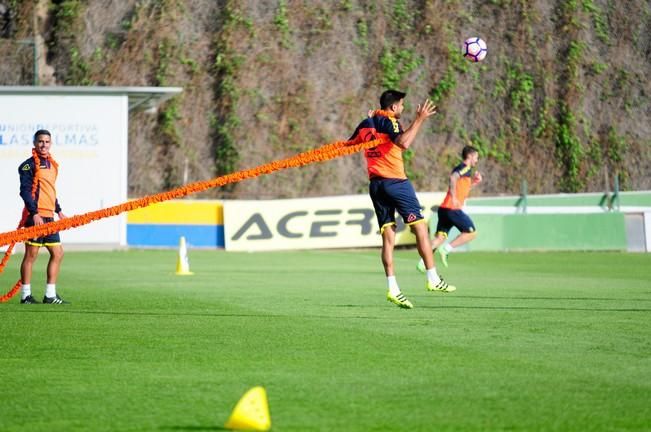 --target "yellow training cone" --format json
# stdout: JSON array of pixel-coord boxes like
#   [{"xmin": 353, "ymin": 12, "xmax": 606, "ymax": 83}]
[
  {"xmin": 224, "ymin": 386, "xmax": 271, "ymax": 431},
  {"xmin": 175, "ymin": 236, "xmax": 194, "ymax": 275}
]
